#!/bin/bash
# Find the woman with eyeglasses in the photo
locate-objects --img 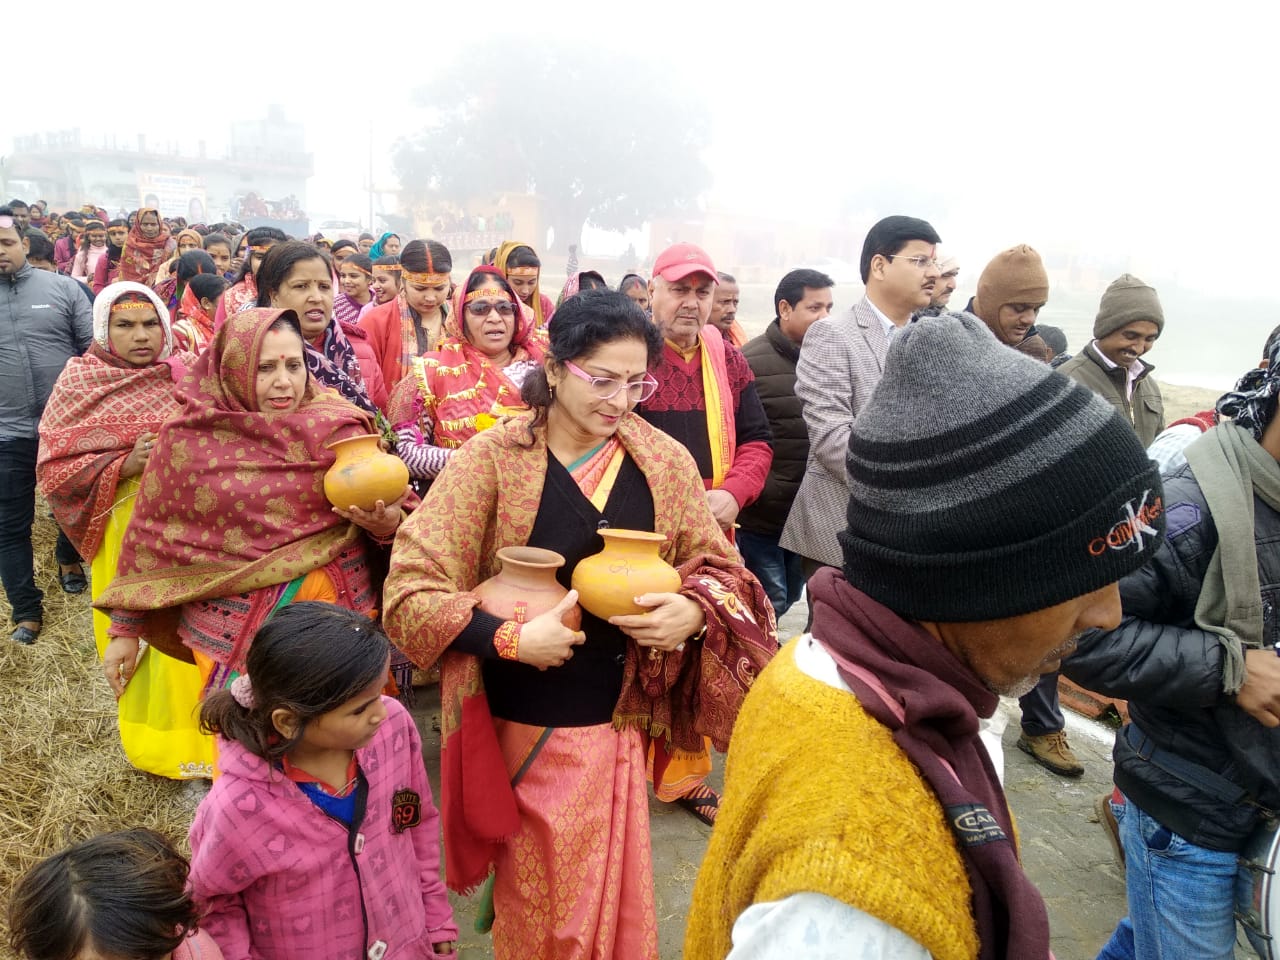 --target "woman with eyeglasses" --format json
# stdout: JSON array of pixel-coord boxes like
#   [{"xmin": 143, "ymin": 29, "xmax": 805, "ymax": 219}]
[
  {"xmin": 383, "ymin": 288, "xmax": 775, "ymax": 959},
  {"xmin": 389, "ymin": 266, "xmax": 545, "ymax": 486}
]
